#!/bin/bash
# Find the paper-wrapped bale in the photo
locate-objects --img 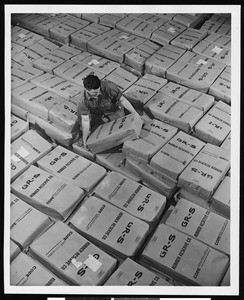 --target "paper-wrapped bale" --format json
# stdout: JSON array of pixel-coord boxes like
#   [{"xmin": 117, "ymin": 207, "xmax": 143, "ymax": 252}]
[
  {"xmin": 124, "ymin": 40, "xmax": 160, "ymax": 73},
  {"xmin": 173, "ymin": 14, "xmax": 206, "ymax": 28},
  {"xmin": 83, "ymin": 22, "xmax": 111, "ymax": 35},
  {"xmin": 131, "ymin": 13, "xmax": 168, "ymax": 28},
  {"xmin": 70, "ymin": 28, "xmax": 98, "ymax": 51},
  {"xmin": 11, "ymin": 114, "xmax": 29, "ymax": 142},
  {"xmin": 193, "ymin": 101, "xmax": 231, "ymax": 146},
  {"xmin": 209, "ymin": 66, "xmax": 231, "ymax": 104},
  {"xmin": 28, "ymin": 38, "xmax": 60, "ymax": 56},
  {"xmin": 156, "ymin": 13, "xmax": 176, "ymax": 20},
  {"xmin": 199, "ymin": 20, "xmax": 228, "ymax": 35},
  {"xmin": 72, "ymin": 141, "xmax": 95, "ymax": 161},
  {"xmin": 166, "ymin": 60, "xmax": 221, "ymax": 93},
  {"xmin": 208, "ymin": 14, "xmax": 230, "ymax": 25},
  {"xmin": 93, "ymin": 171, "xmax": 166, "ymax": 225},
  {"xmin": 104, "ymin": 257, "xmax": 172, "ymax": 286},
  {"xmin": 18, "ymin": 13, "xmax": 48, "ymax": 31},
  {"xmin": 145, "ymin": 44, "xmax": 186, "ymax": 78},
  {"xmin": 11, "ymin": 28, "xmax": 44, "ymax": 48},
  {"xmin": 31, "ymin": 73, "xmax": 84, "ymax": 100},
  {"xmin": 177, "ymin": 51, "xmax": 226, "ymax": 75},
  {"xmin": 104, "ymin": 67, "xmax": 138, "ymax": 92},
  {"xmin": 86, "ymin": 113, "xmax": 143, "ymax": 154},
  {"xmin": 221, "ymin": 267, "xmax": 230, "ymax": 286},
  {"xmin": 10, "ymin": 129, "xmax": 52, "ymax": 182},
  {"xmin": 150, "ymin": 131, "xmax": 205, "ymax": 181},
  {"xmin": 11, "ymin": 82, "xmax": 66, "ymax": 120},
  {"xmin": 11, "ymin": 103, "xmax": 29, "ymax": 121},
  {"xmin": 170, "ymin": 28, "xmax": 207, "ymax": 50},
  {"xmin": 140, "ymin": 223, "xmax": 229, "ymax": 286},
  {"xmin": 221, "ymin": 132, "xmax": 231, "ymax": 151},
  {"xmin": 164, "ymin": 198, "xmax": 230, "ymax": 255},
  {"xmin": 125, "ymin": 158, "xmax": 178, "ymax": 199},
  {"xmin": 192, "ymin": 40, "xmax": 231, "ymax": 67},
  {"xmin": 82, "ymin": 13, "xmax": 104, "ymax": 23},
  {"xmin": 204, "ymin": 33, "xmax": 231, "ymax": 49},
  {"xmin": 211, "ymin": 176, "xmax": 230, "ymax": 219},
  {"xmin": 123, "ymin": 119, "xmax": 178, "ymax": 163},
  {"xmin": 68, "ymin": 196, "xmax": 149, "ymax": 259},
  {"xmin": 115, "ymin": 16, "xmax": 158, "ymax": 39},
  {"xmin": 11, "ymin": 165, "xmax": 85, "ymax": 221},
  {"xmin": 11, "ymin": 14, "xmax": 30, "ymax": 26},
  {"xmin": 159, "ymin": 81, "xmax": 214, "ymax": 112},
  {"xmin": 37, "ymin": 145, "xmax": 106, "ymax": 193},
  {"xmin": 48, "ymin": 100, "xmax": 79, "ymax": 133},
  {"xmin": 95, "ymin": 151, "xmax": 141, "ymax": 182},
  {"xmin": 145, "ymin": 92, "xmax": 203, "ymax": 133},
  {"xmin": 27, "ymin": 113, "xmax": 78, "ymax": 147},
  {"xmin": 178, "ymin": 143, "xmax": 230, "ymax": 200},
  {"xmin": 10, "ymin": 193, "xmax": 53, "ymax": 249},
  {"xmin": 53, "ymin": 60, "xmax": 105, "ymax": 88},
  {"xmin": 49, "ymin": 23, "xmax": 80, "ymax": 44},
  {"xmin": 124, "ymin": 74, "xmax": 167, "ymax": 106},
  {"xmin": 12, "ymin": 47, "xmax": 42, "ymax": 66},
  {"xmin": 99, "ymin": 14, "xmax": 126, "ymax": 28},
  {"xmin": 150, "ymin": 20, "xmax": 187, "ymax": 45},
  {"xmin": 87, "ymin": 35, "xmax": 134, "ymax": 64},
  {"xmin": 11, "ymin": 42, "xmax": 25, "ymax": 57},
  {"xmin": 29, "ymin": 221, "xmax": 117, "ymax": 285},
  {"xmin": 10, "ymin": 240, "xmax": 21, "ymax": 262},
  {"xmin": 31, "ymin": 17, "xmax": 61, "ymax": 37},
  {"xmin": 11, "ymin": 252, "xmax": 67, "ymax": 286},
  {"xmin": 71, "ymin": 52, "xmax": 119, "ymax": 76},
  {"xmin": 11, "ymin": 64, "xmax": 44, "ymax": 86}
]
